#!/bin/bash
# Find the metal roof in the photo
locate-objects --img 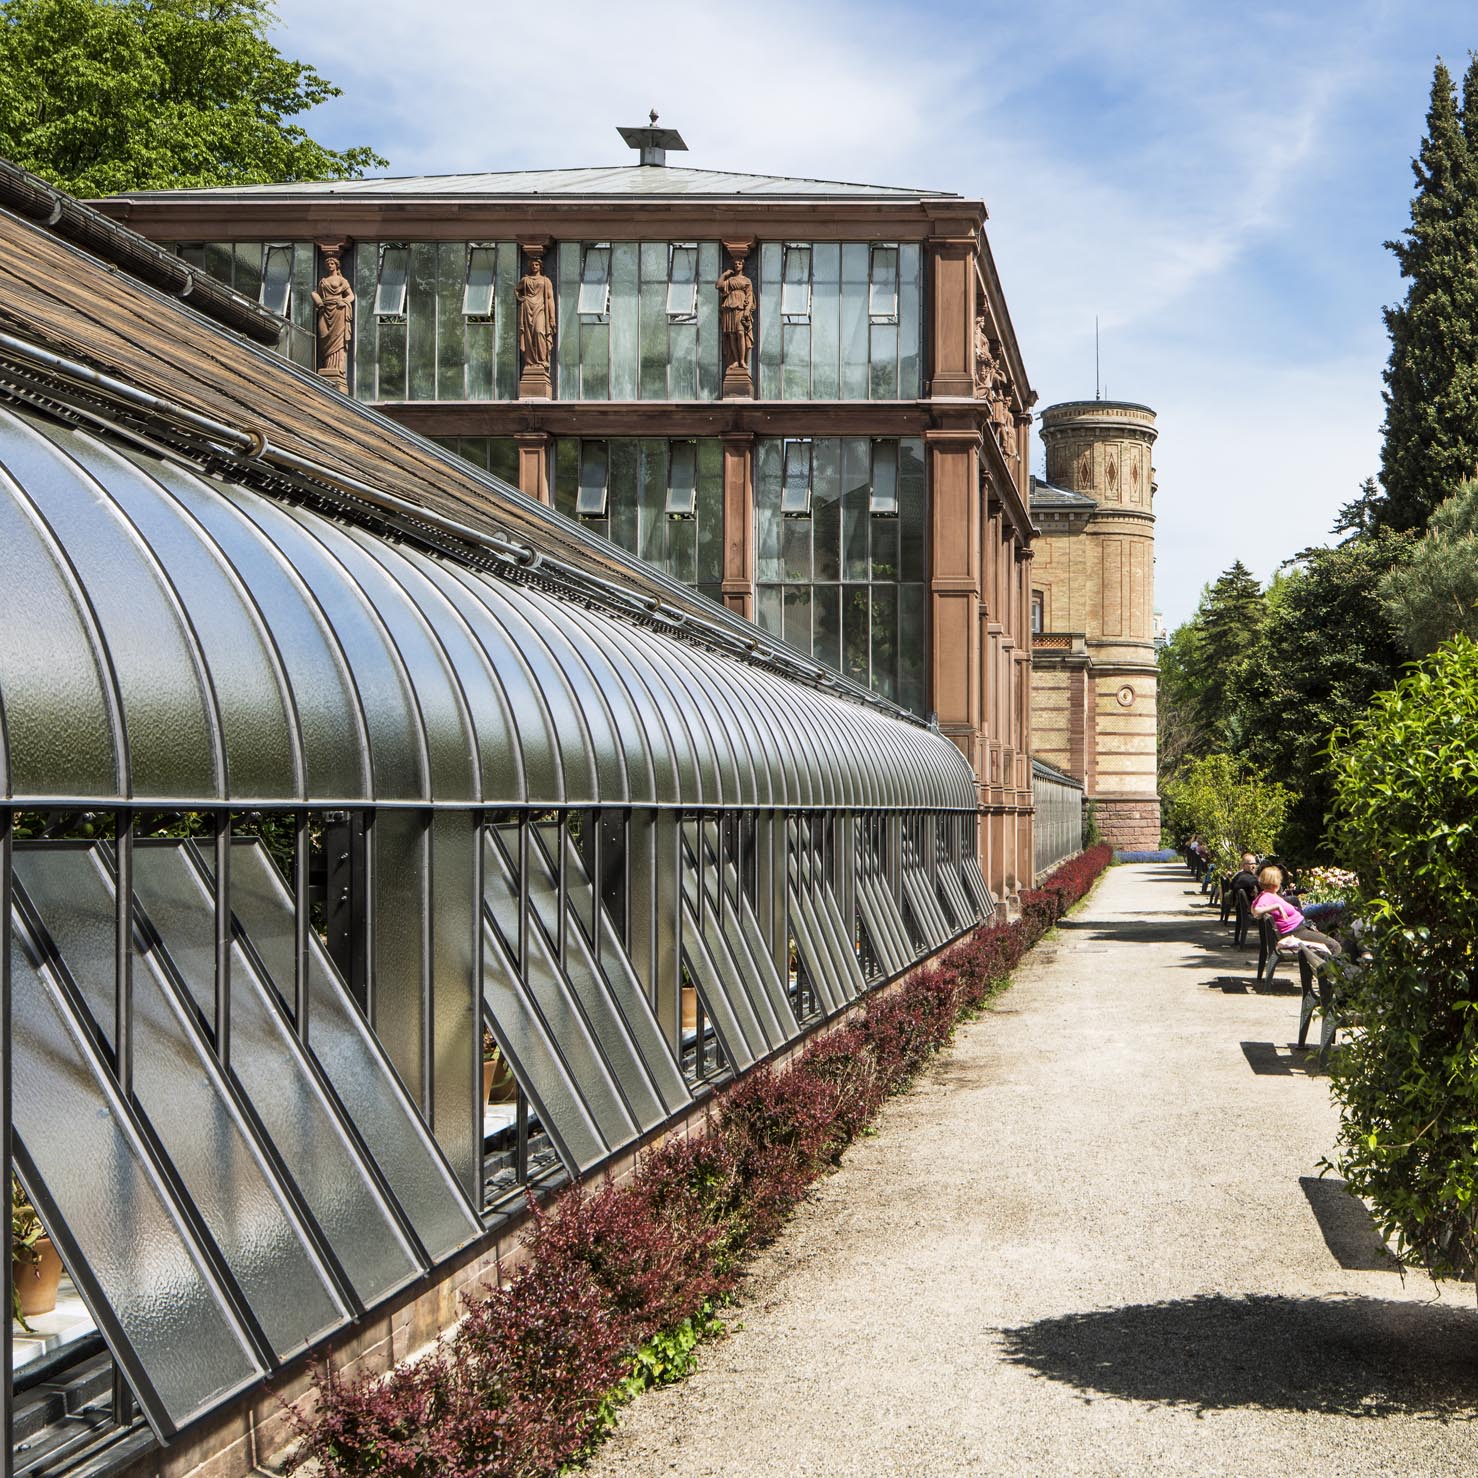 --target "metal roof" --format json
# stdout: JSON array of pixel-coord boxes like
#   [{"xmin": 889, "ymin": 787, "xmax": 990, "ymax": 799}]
[
  {"xmin": 1029, "ymin": 476, "xmax": 1098, "ymax": 510},
  {"xmin": 108, "ymin": 164, "xmax": 959, "ymax": 202}
]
